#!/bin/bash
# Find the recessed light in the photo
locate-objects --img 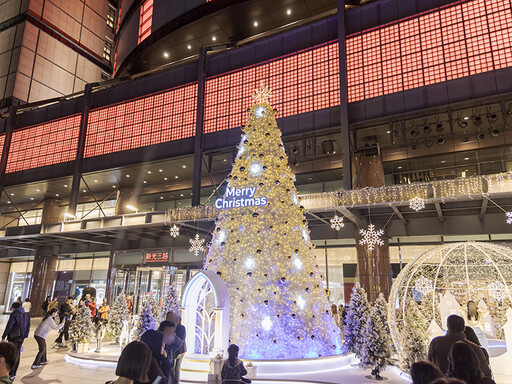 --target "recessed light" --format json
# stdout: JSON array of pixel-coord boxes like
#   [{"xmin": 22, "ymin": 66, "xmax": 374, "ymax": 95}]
[
  {"xmin": 148, "ymin": 171, "xmax": 151, "ymax": 174},
  {"xmin": 143, "ymin": 180, "xmax": 147, "ymax": 184},
  {"xmin": 180, "ymin": 194, "xmax": 184, "ymax": 197},
  {"xmin": 64, "ymin": 185, "xmax": 68, "ymax": 187},
  {"xmin": 83, "ymin": 189, "xmax": 86, "ymax": 192},
  {"xmin": 464, "ymin": 116, "xmax": 470, "ymax": 120},
  {"xmin": 126, "ymin": 174, "xmax": 130, "ymax": 178},
  {"xmin": 223, "ymin": 159, "xmax": 227, "ymax": 162},
  {"xmin": 386, "ymin": 130, "xmax": 390, "ymax": 134},
  {"xmin": 7, "ymin": 201, "xmax": 10, "ymax": 204},
  {"xmin": 253, "ymin": 21, "xmax": 258, "ymax": 27},
  {"xmin": 30, "ymin": 198, "xmax": 34, "ymax": 200},
  {"xmin": 160, "ymin": 196, "xmax": 163, "ymax": 199},
  {"xmin": 164, "ymin": 177, "xmax": 168, "ymax": 181},
  {"xmin": 441, "ymin": 160, "xmax": 446, "ymax": 164},
  {"xmin": 182, "ymin": 165, "xmax": 186, "ymax": 168},
  {"xmin": 159, "ymin": 169, "xmax": 163, "ymax": 172},
  {"xmin": 308, "ymin": 177, "xmax": 313, "ymax": 180},
  {"xmin": 10, "ymin": 193, "xmax": 13, "ymax": 196},
  {"xmin": 36, "ymin": 189, "xmax": 40, "ymax": 192},
  {"xmin": 397, "ymin": 166, "xmax": 403, "ymax": 169},
  {"xmin": 464, "ymin": 157, "xmax": 469, "ymax": 160},
  {"xmin": 187, "ymin": 44, "xmax": 191, "ymax": 50},
  {"xmin": 212, "ymin": 36, "xmax": 216, "ymax": 41},
  {"xmin": 113, "ymin": 185, "xmax": 116, "ymax": 188},
  {"xmin": 94, "ymin": 180, "xmax": 98, "ymax": 182},
  {"xmin": 56, "ymin": 194, "xmax": 59, "ymax": 197},
  {"xmin": 175, "ymin": 176, "xmax": 178, "ymax": 179},
  {"xmin": 163, "ymin": 52, "xmax": 169, "ymax": 58},
  {"xmin": 287, "ymin": 9, "xmax": 291, "ymax": 15}
]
